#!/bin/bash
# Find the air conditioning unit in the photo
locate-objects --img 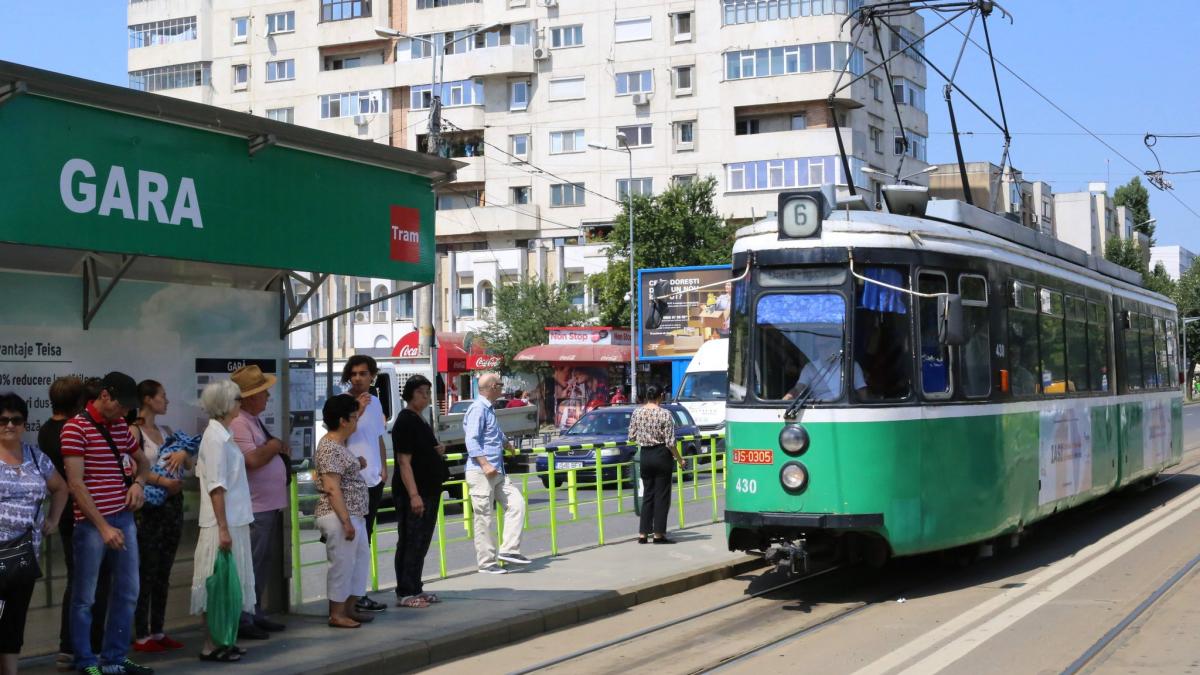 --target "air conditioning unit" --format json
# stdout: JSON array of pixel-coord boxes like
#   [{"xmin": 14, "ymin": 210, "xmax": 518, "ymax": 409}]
[
  {"xmin": 353, "ymin": 114, "xmax": 368, "ymax": 126},
  {"xmin": 631, "ymin": 92, "xmax": 651, "ymax": 106},
  {"xmin": 353, "ymin": 311, "xmax": 368, "ymax": 323},
  {"xmin": 540, "ymin": 0, "xmax": 558, "ymax": 7},
  {"xmin": 533, "ymin": 46, "xmax": 550, "ymax": 60}
]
